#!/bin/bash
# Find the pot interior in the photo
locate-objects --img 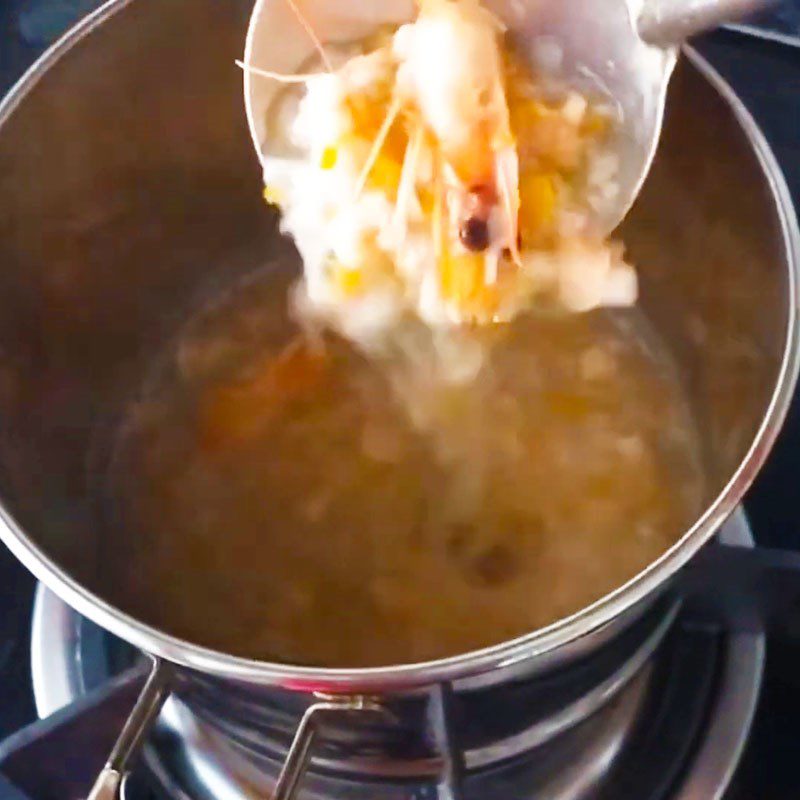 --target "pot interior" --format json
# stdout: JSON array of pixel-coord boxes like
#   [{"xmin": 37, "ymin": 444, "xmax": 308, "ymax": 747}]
[{"xmin": 0, "ymin": 0, "xmax": 792, "ymax": 670}]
